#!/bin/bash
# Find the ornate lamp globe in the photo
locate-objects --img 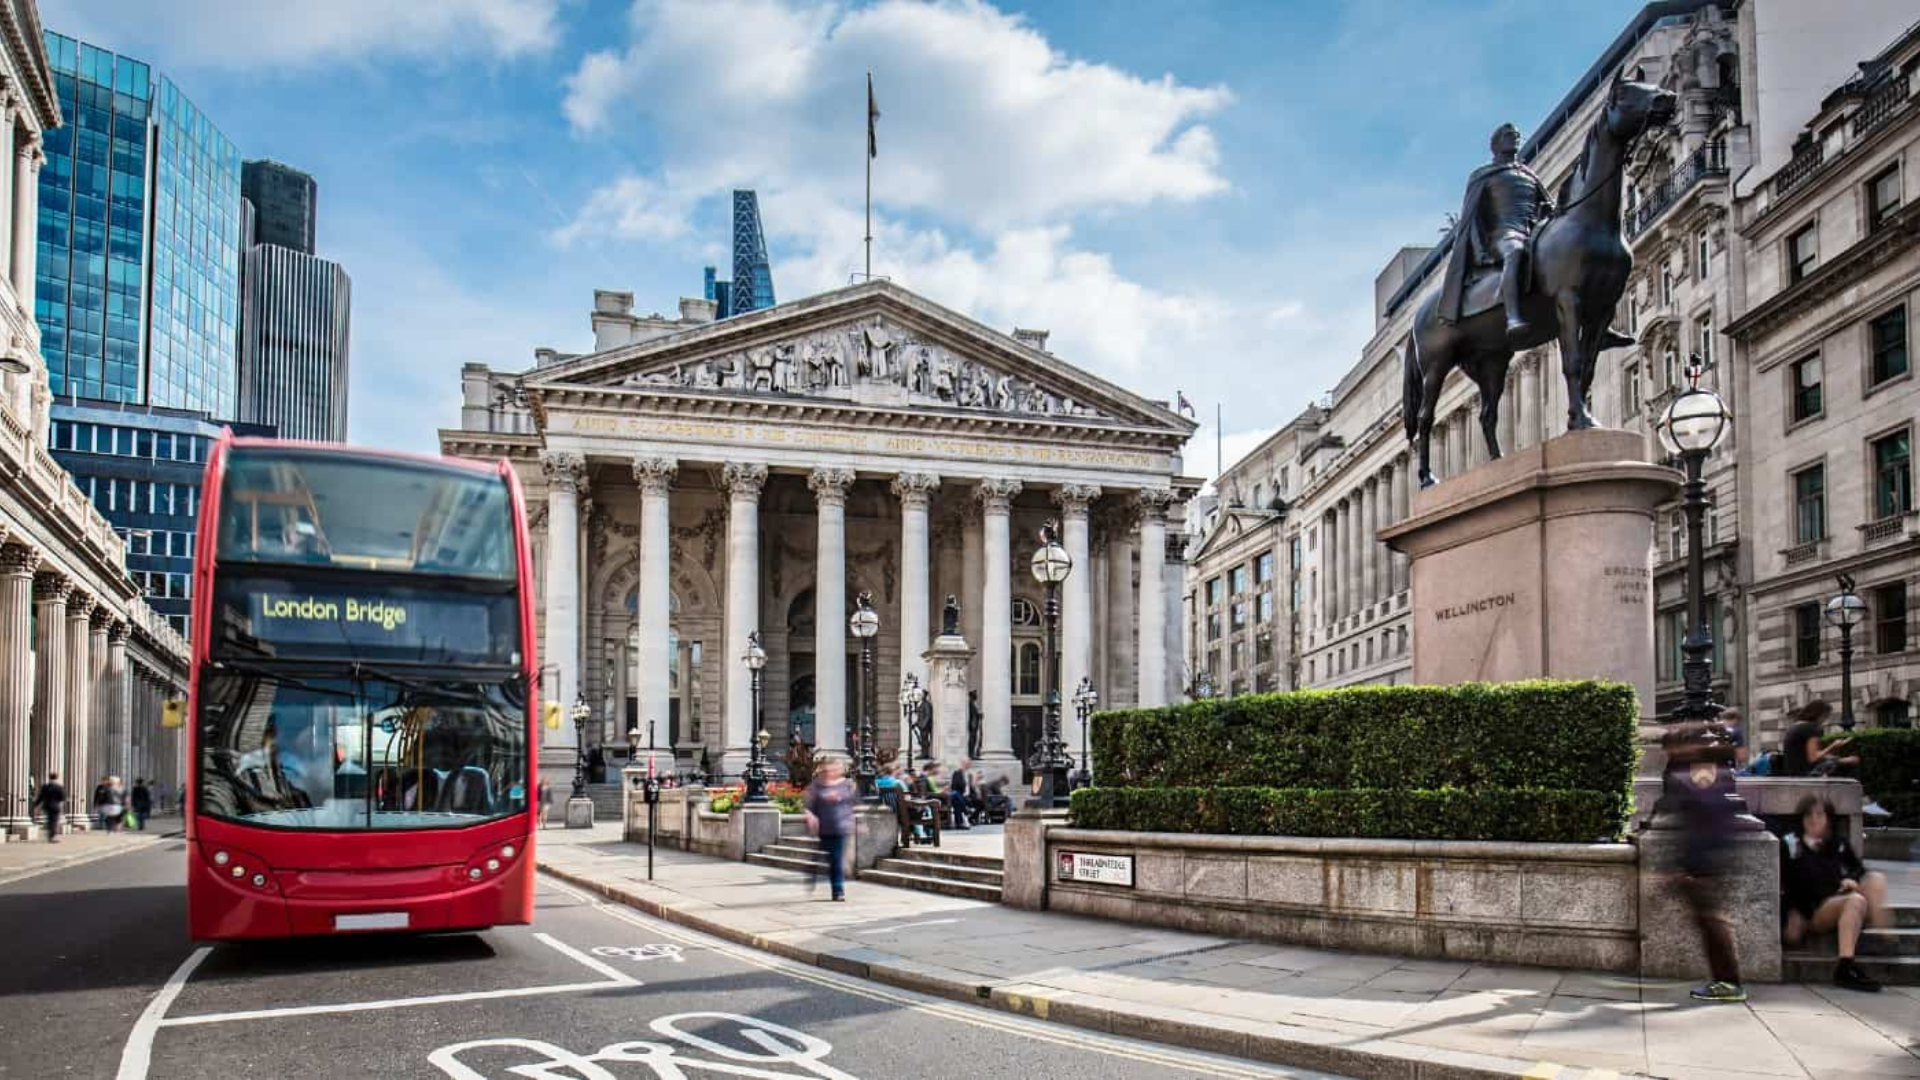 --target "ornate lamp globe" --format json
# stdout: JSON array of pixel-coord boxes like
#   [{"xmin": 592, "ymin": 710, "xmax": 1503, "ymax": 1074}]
[
  {"xmin": 1074, "ymin": 677, "xmax": 1098, "ymax": 710},
  {"xmin": 1825, "ymin": 588, "xmax": 1867, "ymax": 630},
  {"xmin": 1658, "ymin": 359, "xmax": 1732, "ymax": 458},
  {"xmin": 743, "ymin": 631, "xmax": 767, "ymax": 671},
  {"xmin": 756, "ymin": 728, "xmax": 772, "ymax": 750},
  {"xmin": 1030, "ymin": 521, "xmax": 1073, "ymax": 584},
  {"xmin": 899, "ymin": 673, "xmax": 922, "ymax": 709},
  {"xmin": 849, "ymin": 592, "xmax": 881, "ymax": 639},
  {"xmin": 569, "ymin": 697, "xmax": 591, "ymax": 723}
]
